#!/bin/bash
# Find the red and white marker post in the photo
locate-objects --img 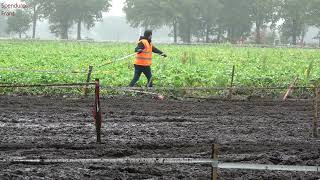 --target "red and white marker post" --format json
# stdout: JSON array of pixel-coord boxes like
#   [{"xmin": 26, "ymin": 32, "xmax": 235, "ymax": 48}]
[{"xmin": 93, "ymin": 79, "xmax": 102, "ymax": 143}]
